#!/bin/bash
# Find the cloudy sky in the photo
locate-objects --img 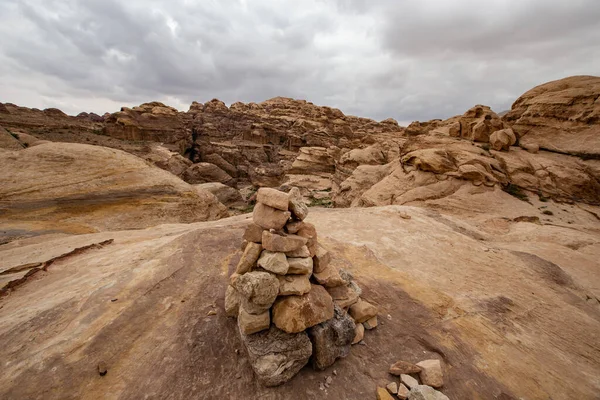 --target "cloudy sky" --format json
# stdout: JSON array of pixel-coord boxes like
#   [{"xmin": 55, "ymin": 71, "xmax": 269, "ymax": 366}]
[{"xmin": 0, "ymin": 0, "xmax": 599, "ymax": 124}]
